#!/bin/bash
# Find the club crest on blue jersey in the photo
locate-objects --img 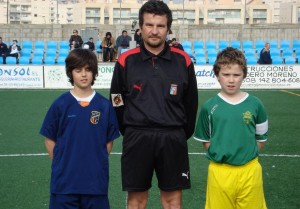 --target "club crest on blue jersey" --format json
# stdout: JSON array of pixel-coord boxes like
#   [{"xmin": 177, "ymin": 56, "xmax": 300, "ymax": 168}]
[
  {"xmin": 90, "ymin": 111, "xmax": 101, "ymax": 124},
  {"xmin": 243, "ymin": 111, "xmax": 253, "ymax": 124}
]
